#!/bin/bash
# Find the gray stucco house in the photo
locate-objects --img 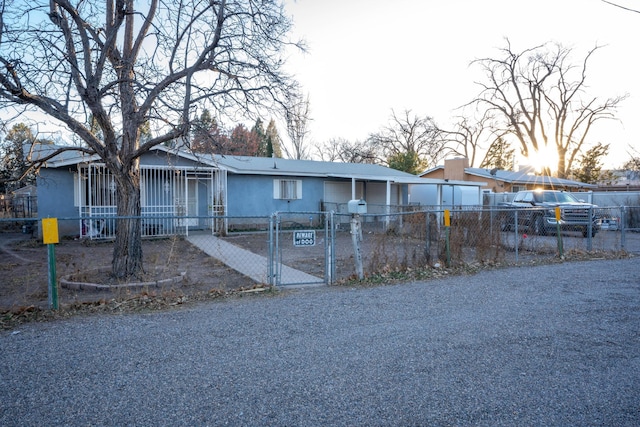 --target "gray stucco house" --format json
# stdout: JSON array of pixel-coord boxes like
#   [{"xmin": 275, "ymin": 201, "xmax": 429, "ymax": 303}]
[{"xmin": 35, "ymin": 144, "xmax": 480, "ymax": 238}]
